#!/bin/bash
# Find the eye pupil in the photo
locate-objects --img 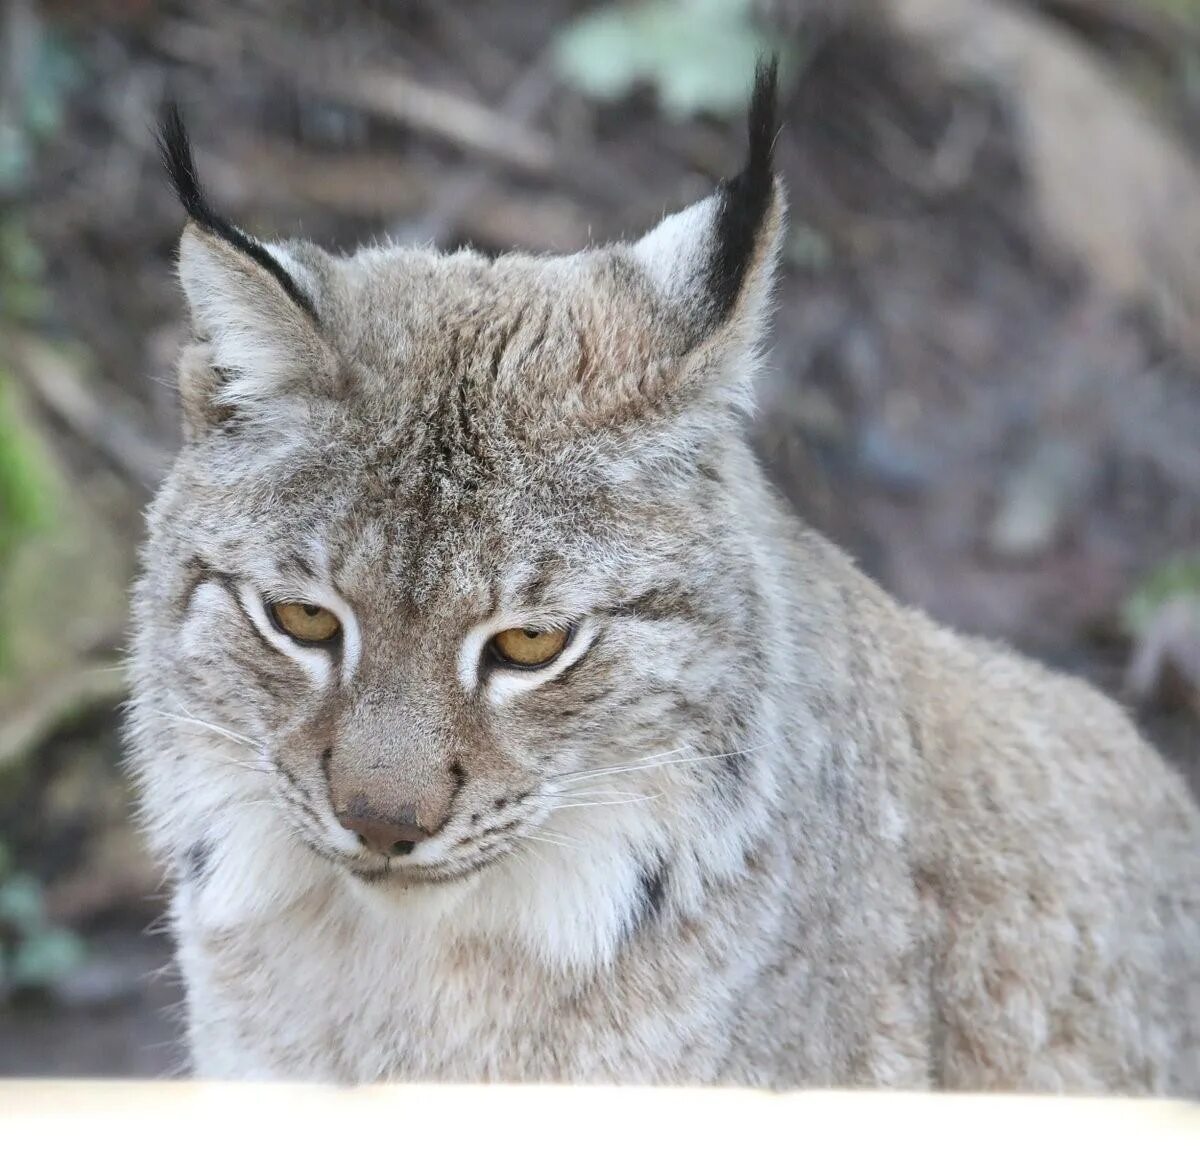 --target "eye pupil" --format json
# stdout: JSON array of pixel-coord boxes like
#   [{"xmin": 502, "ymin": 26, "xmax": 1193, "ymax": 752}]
[
  {"xmin": 303, "ymin": 605, "xmax": 320, "ymax": 616},
  {"xmin": 523, "ymin": 627, "xmax": 540, "ymax": 638}
]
